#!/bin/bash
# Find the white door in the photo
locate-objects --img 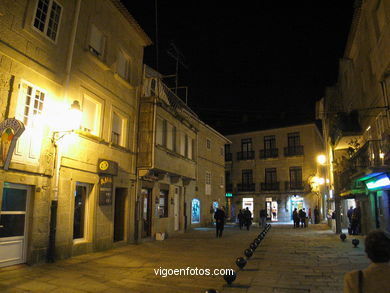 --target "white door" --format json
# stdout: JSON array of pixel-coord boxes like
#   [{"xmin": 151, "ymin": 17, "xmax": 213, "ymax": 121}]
[
  {"xmin": 174, "ymin": 187, "xmax": 180, "ymax": 231},
  {"xmin": 0, "ymin": 183, "xmax": 30, "ymax": 267}
]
